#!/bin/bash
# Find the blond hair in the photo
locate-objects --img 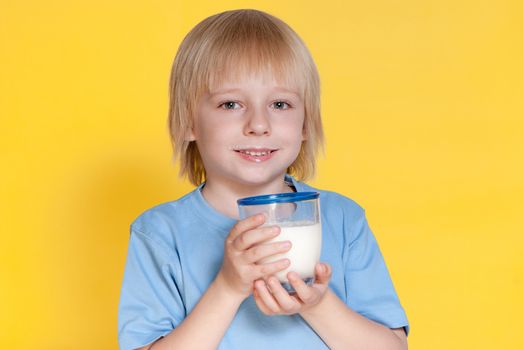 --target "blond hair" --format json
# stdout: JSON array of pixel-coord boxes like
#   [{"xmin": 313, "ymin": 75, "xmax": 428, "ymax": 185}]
[{"xmin": 168, "ymin": 9, "xmax": 323, "ymax": 185}]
